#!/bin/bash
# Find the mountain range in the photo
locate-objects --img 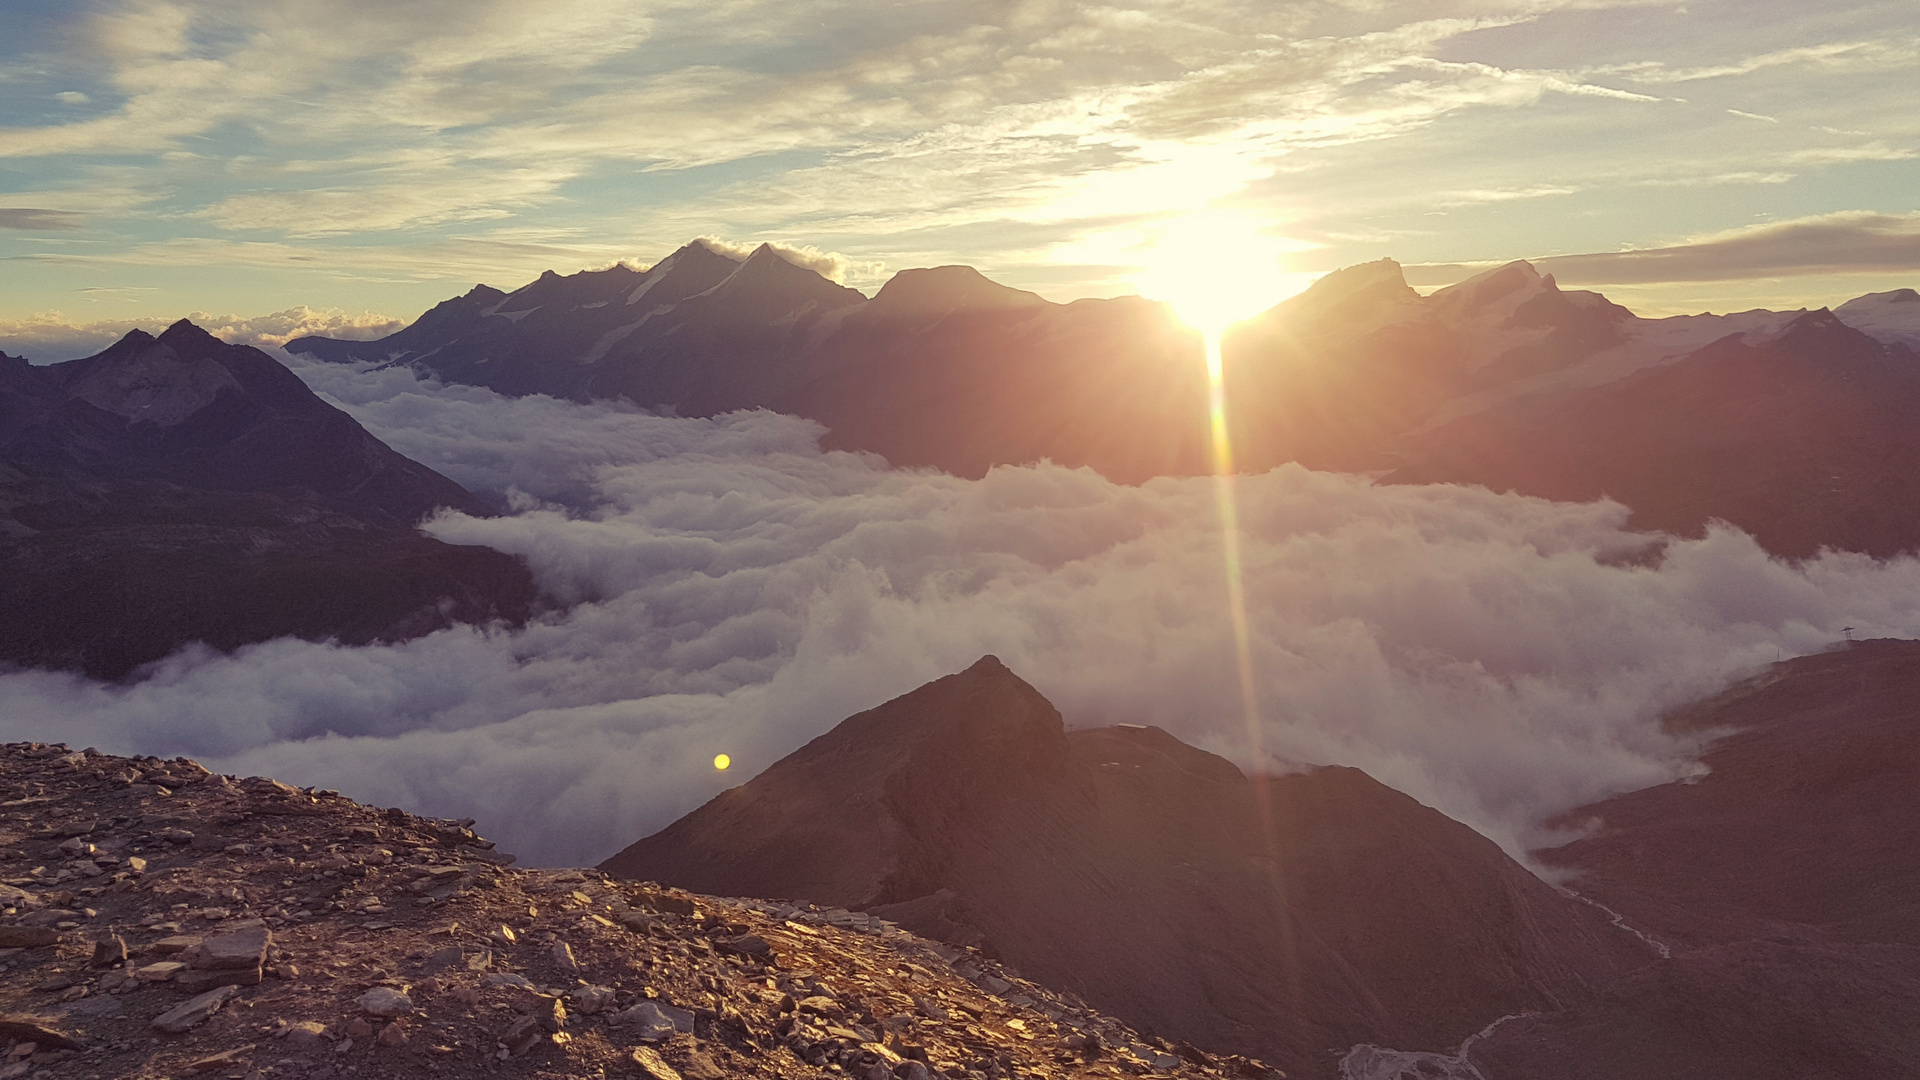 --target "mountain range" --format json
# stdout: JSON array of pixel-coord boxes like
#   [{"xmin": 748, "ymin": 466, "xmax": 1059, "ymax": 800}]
[
  {"xmin": 0, "ymin": 320, "xmax": 535, "ymax": 678},
  {"xmin": 290, "ymin": 241, "xmax": 1920, "ymax": 556}
]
